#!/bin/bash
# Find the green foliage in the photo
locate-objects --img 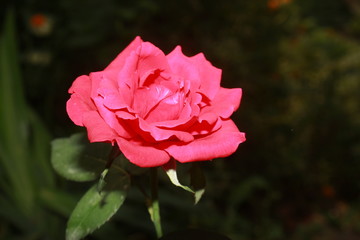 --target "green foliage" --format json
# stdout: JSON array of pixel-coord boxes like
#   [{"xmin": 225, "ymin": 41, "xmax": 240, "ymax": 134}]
[
  {"xmin": 51, "ymin": 132, "xmax": 133, "ymax": 239},
  {"xmin": 0, "ymin": 7, "xmax": 36, "ymax": 217},
  {"xmin": 66, "ymin": 168, "xmax": 130, "ymax": 240},
  {"xmin": 0, "ymin": 8, "xmax": 76, "ymax": 239},
  {"xmin": 51, "ymin": 133, "xmax": 111, "ymax": 182}
]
